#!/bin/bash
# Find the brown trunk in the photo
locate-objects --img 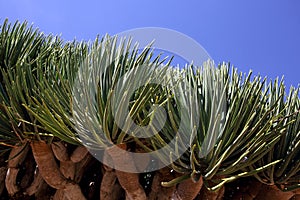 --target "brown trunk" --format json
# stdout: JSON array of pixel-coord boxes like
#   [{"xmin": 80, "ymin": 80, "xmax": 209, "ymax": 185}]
[
  {"xmin": 31, "ymin": 140, "xmax": 72, "ymax": 189},
  {"xmin": 106, "ymin": 143, "xmax": 147, "ymax": 200},
  {"xmin": 217, "ymin": 186, "xmax": 225, "ymax": 200},
  {"xmin": 255, "ymin": 184, "xmax": 294, "ymax": 200},
  {"xmin": 5, "ymin": 143, "xmax": 29, "ymax": 196},
  {"xmin": 5, "ymin": 168, "xmax": 19, "ymax": 195},
  {"xmin": 53, "ymin": 161, "xmax": 76, "ymax": 200},
  {"xmin": 133, "ymin": 145, "xmax": 150, "ymax": 172},
  {"xmin": 51, "ymin": 141, "xmax": 69, "ymax": 162},
  {"xmin": 70, "ymin": 145, "xmax": 89, "ymax": 163},
  {"xmin": 74, "ymin": 153, "xmax": 93, "ymax": 183},
  {"xmin": 53, "ymin": 189, "xmax": 67, "ymax": 200},
  {"xmin": 25, "ymin": 168, "xmax": 45, "ymax": 196},
  {"xmin": 51, "ymin": 141, "xmax": 74, "ymax": 200},
  {"xmin": 293, "ymin": 188, "xmax": 300, "ymax": 195},
  {"xmin": 53, "ymin": 184, "xmax": 86, "ymax": 200},
  {"xmin": 100, "ymin": 166, "xmax": 119, "ymax": 200},
  {"xmin": 34, "ymin": 179, "xmax": 53, "ymax": 200},
  {"xmin": 115, "ymin": 164, "xmax": 146, "ymax": 200},
  {"xmin": 197, "ymin": 184, "xmax": 225, "ymax": 200},
  {"xmin": 0, "ymin": 167, "xmax": 7, "ymax": 196},
  {"xmin": 51, "ymin": 142, "xmax": 88, "ymax": 200},
  {"xmin": 20, "ymin": 151, "xmax": 35, "ymax": 189},
  {"xmin": 292, "ymin": 194, "xmax": 300, "ymax": 200},
  {"xmin": 172, "ymin": 177, "xmax": 204, "ymax": 200},
  {"xmin": 25, "ymin": 166, "xmax": 53, "ymax": 199},
  {"xmin": 60, "ymin": 161, "xmax": 76, "ymax": 180},
  {"xmin": 231, "ymin": 178, "xmax": 262, "ymax": 200},
  {"xmin": 148, "ymin": 167, "xmax": 178, "ymax": 200},
  {"xmin": 57, "ymin": 182, "xmax": 87, "ymax": 199},
  {"xmin": 31, "ymin": 141, "xmax": 86, "ymax": 200},
  {"xmin": 52, "ymin": 141, "xmax": 92, "ymax": 182}
]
